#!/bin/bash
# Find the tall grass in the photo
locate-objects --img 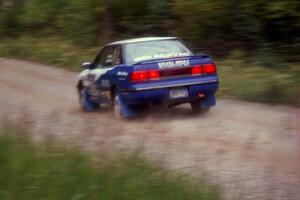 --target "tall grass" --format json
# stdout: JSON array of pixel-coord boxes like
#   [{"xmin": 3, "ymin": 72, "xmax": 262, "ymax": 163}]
[
  {"xmin": 0, "ymin": 37, "xmax": 98, "ymax": 71},
  {"xmin": 0, "ymin": 127, "xmax": 220, "ymax": 200},
  {"xmin": 217, "ymin": 51, "xmax": 300, "ymax": 106}
]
